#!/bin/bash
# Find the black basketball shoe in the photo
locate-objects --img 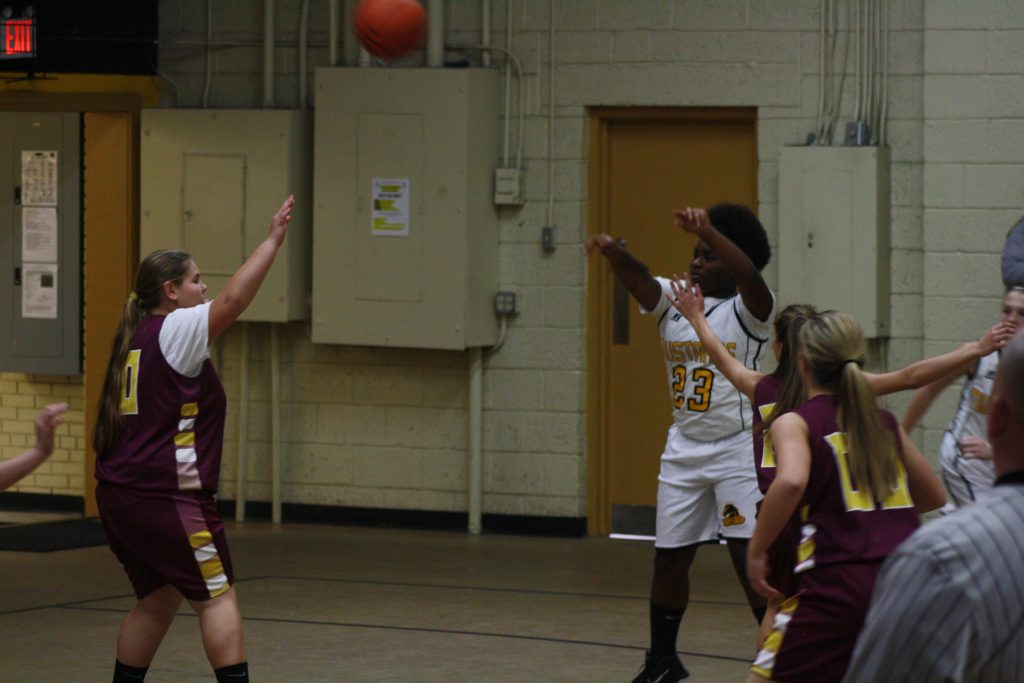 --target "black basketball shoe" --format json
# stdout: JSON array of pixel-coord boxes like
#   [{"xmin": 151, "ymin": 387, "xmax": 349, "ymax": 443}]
[{"xmin": 630, "ymin": 651, "xmax": 690, "ymax": 682}]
